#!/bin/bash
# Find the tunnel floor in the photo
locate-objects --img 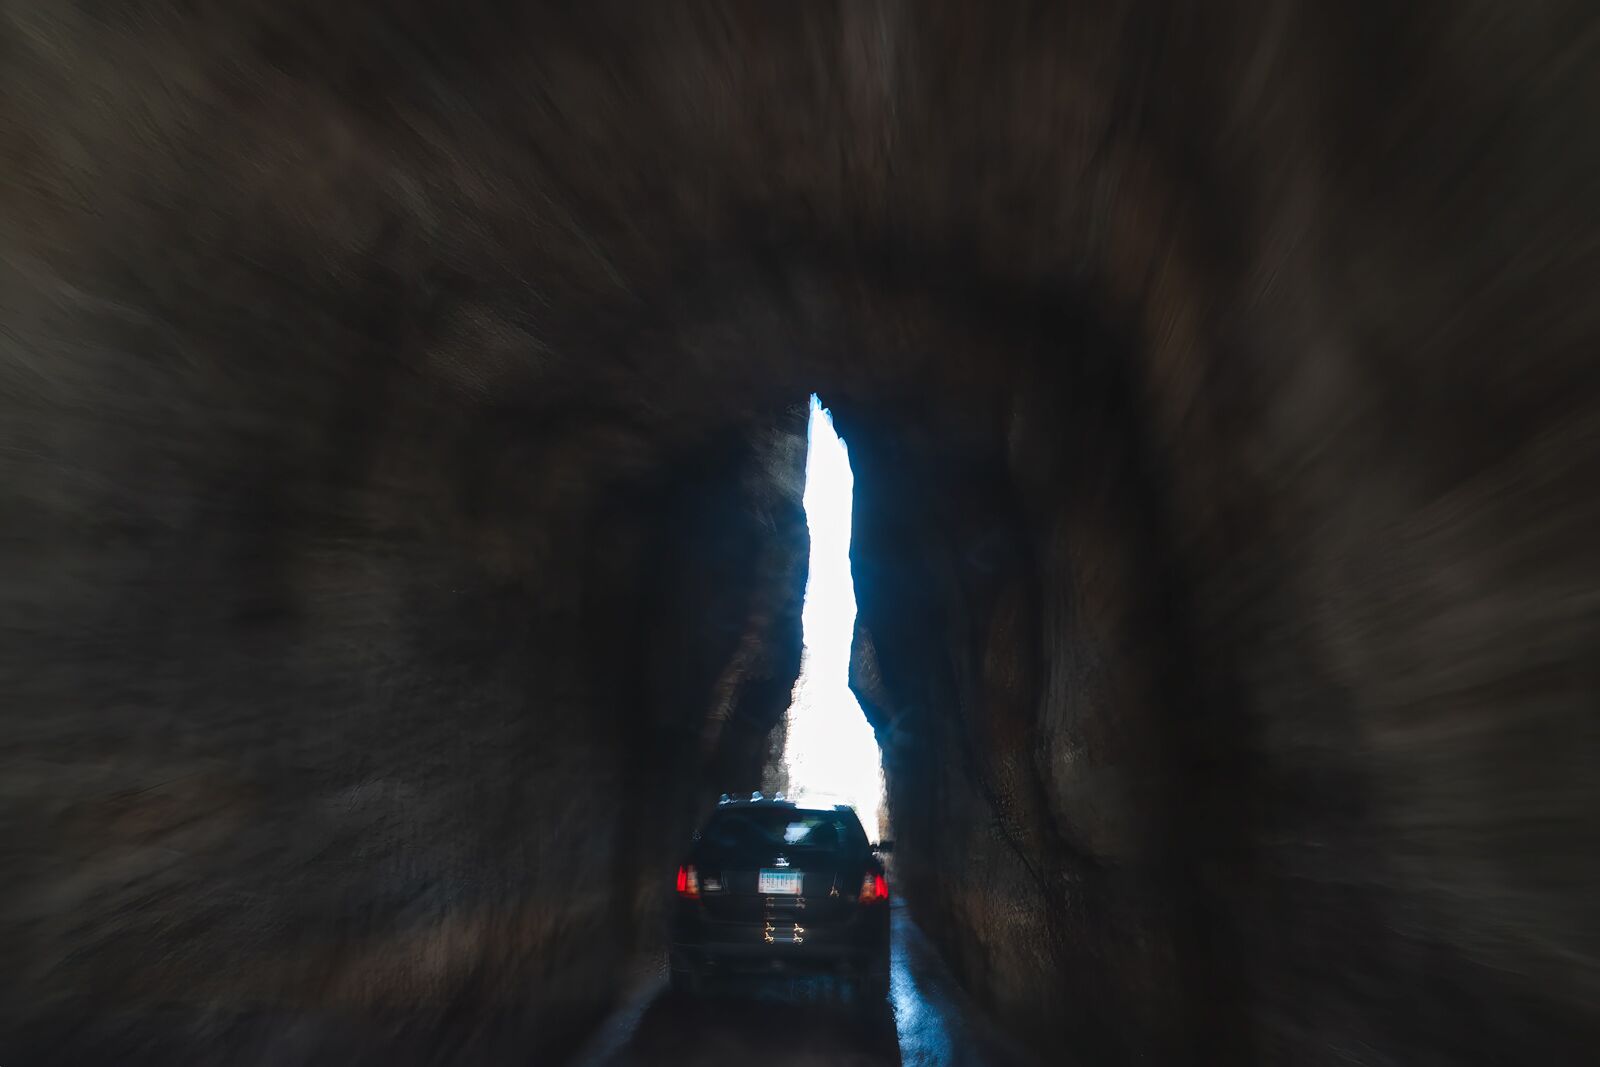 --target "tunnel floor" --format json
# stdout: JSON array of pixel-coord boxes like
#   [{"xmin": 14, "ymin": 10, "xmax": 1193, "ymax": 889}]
[{"xmin": 571, "ymin": 903, "xmax": 1036, "ymax": 1067}]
